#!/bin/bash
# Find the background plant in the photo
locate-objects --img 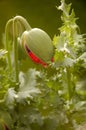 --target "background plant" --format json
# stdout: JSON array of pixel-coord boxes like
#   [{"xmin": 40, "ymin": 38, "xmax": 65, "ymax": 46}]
[{"xmin": 0, "ymin": 0, "xmax": 86, "ymax": 130}]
